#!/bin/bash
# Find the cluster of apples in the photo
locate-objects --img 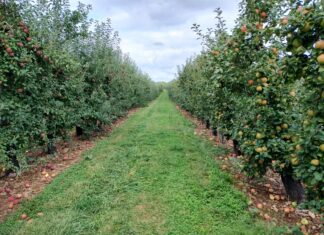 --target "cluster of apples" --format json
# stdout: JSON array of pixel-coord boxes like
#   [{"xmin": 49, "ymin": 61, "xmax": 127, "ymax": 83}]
[{"xmin": 0, "ymin": 187, "xmax": 24, "ymax": 209}]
